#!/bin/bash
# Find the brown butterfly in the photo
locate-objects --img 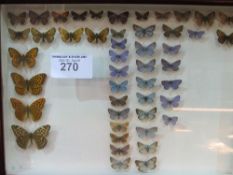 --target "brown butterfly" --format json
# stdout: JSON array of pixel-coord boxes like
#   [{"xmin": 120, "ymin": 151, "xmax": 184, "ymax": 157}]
[
  {"xmin": 110, "ymin": 157, "xmax": 131, "ymax": 170},
  {"xmin": 109, "ymin": 95, "xmax": 128, "ymax": 106},
  {"xmin": 110, "ymin": 133, "xmax": 128, "ymax": 144},
  {"xmin": 85, "ymin": 28, "xmax": 109, "ymax": 43},
  {"xmin": 71, "ymin": 11, "xmax": 88, "ymax": 21},
  {"xmin": 194, "ymin": 11, "xmax": 215, "ymax": 26},
  {"xmin": 110, "ymin": 144, "xmax": 129, "ymax": 156},
  {"xmin": 11, "ymin": 72, "xmax": 47, "ymax": 95},
  {"xmin": 59, "ymin": 27, "xmax": 84, "ymax": 43},
  {"xmin": 10, "ymin": 98, "xmax": 45, "ymax": 121},
  {"xmin": 28, "ymin": 10, "xmax": 50, "ymax": 25},
  {"xmin": 107, "ymin": 11, "xmax": 129, "ymax": 24},
  {"xmin": 31, "ymin": 27, "xmax": 56, "ymax": 43},
  {"xmin": 51, "ymin": 11, "xmax": 69, "ymax": 23},
  {"xmin": 162, "ymin": 24, "xmax": 183, "ymax": 38},
  {"xmin": 135, "ymin": 157, "xmax": 157, "ymax": 172},
  {"xmin": 8, "ymin": 28, "xmax": 30, "ymax": 41},
  {"xmin": 110, "ymin": 122, "xmax": 129, "ymax": 133},
  {"xmin": 111, "ymin": 29, "xmax": 126, "ymax": 39},
  {"xmin": 8, "ymin": 47, "xmax": 38, "ymax": 68},
  {"xmin": 8, "ymin": 12, "xmax": 27, "ymax": 25},
  {"xmin": 216, "ymin": 29, "xmax": 233, "ymax": 44},
  {"xmin": 155, "ymin": 11, "xmax": 171, "ymax": 20},
  {"xmin": 218, "ymin": 12, "xmax": 233, "ymax": 25},
  {"xmin": 89, "ymin": 10, "xmax": 104, "ymax": 19},
  {"xmin": 135, "ymin": 11, "xmax": 149, "ymax": 21},
  {"xmin": 174, "ymin": 10, "xmax": 191, "ymax": 22}
]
